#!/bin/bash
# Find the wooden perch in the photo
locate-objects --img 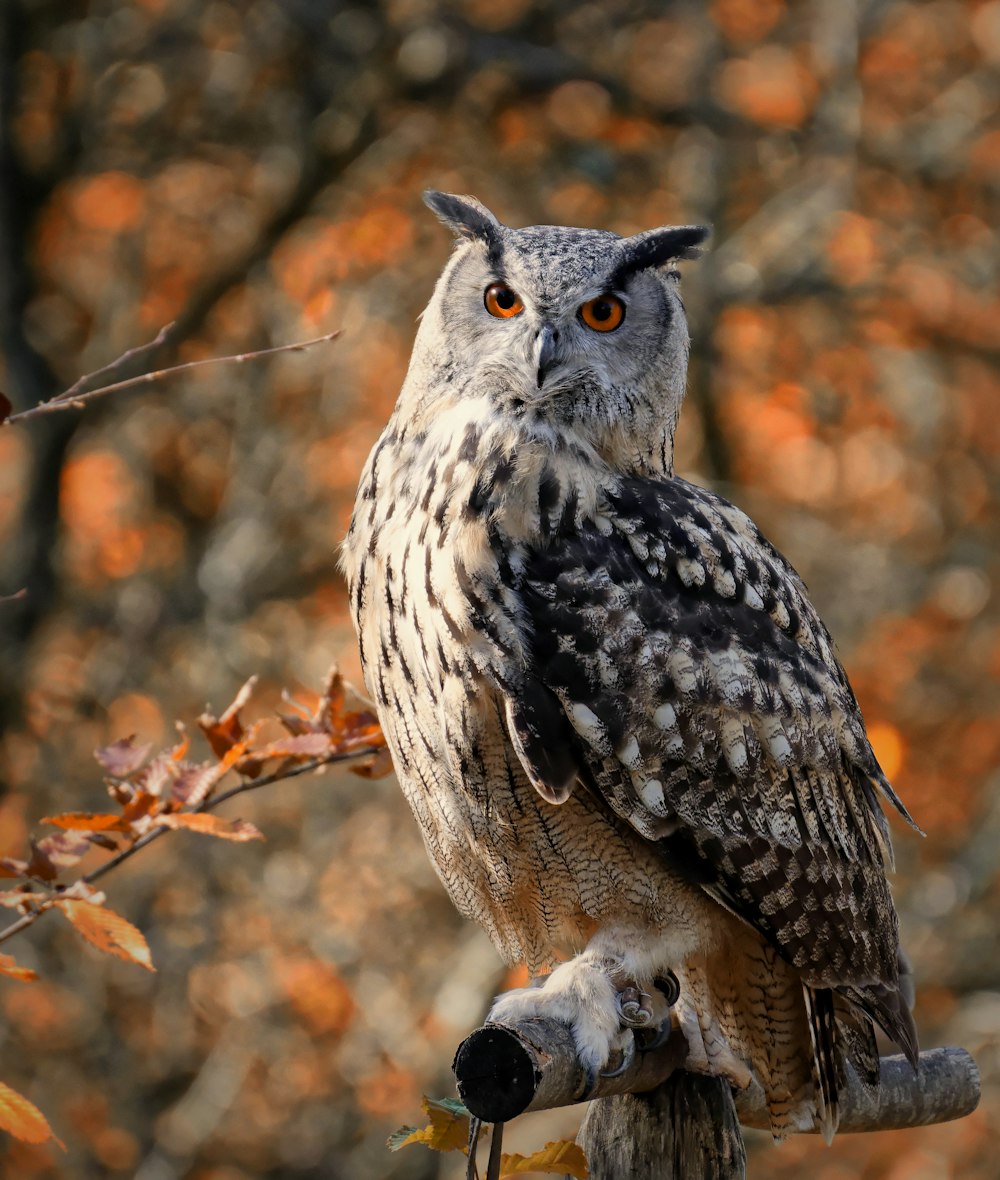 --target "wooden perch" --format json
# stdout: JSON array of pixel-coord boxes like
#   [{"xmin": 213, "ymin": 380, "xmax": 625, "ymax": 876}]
[{"xmin": 453, "ymin": 1017, "xmax": 980, "ymax": 1133}]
